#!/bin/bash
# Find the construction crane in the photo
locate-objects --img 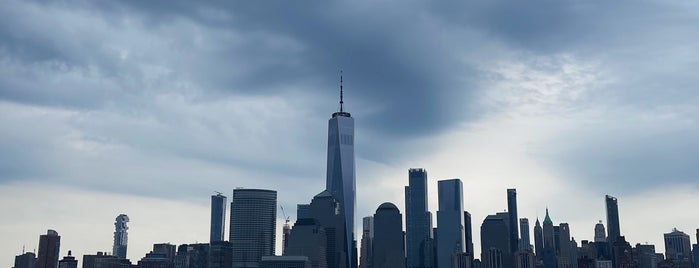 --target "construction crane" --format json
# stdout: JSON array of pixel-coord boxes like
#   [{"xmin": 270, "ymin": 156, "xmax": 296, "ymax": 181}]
[{"xmin": 280, "ymin": 205, "xmax": 290, "ymax": 225}]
